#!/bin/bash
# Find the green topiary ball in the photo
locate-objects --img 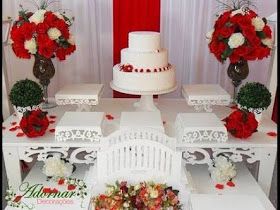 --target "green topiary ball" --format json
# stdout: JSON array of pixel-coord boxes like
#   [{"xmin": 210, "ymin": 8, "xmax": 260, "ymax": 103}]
[
  {"xmin": 9, "ymin": 79, "xmax": 43, "ymax": 107},
  {"xmin": 236, "ymin": 82, "xmax": 271, "ymax": 110}
]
